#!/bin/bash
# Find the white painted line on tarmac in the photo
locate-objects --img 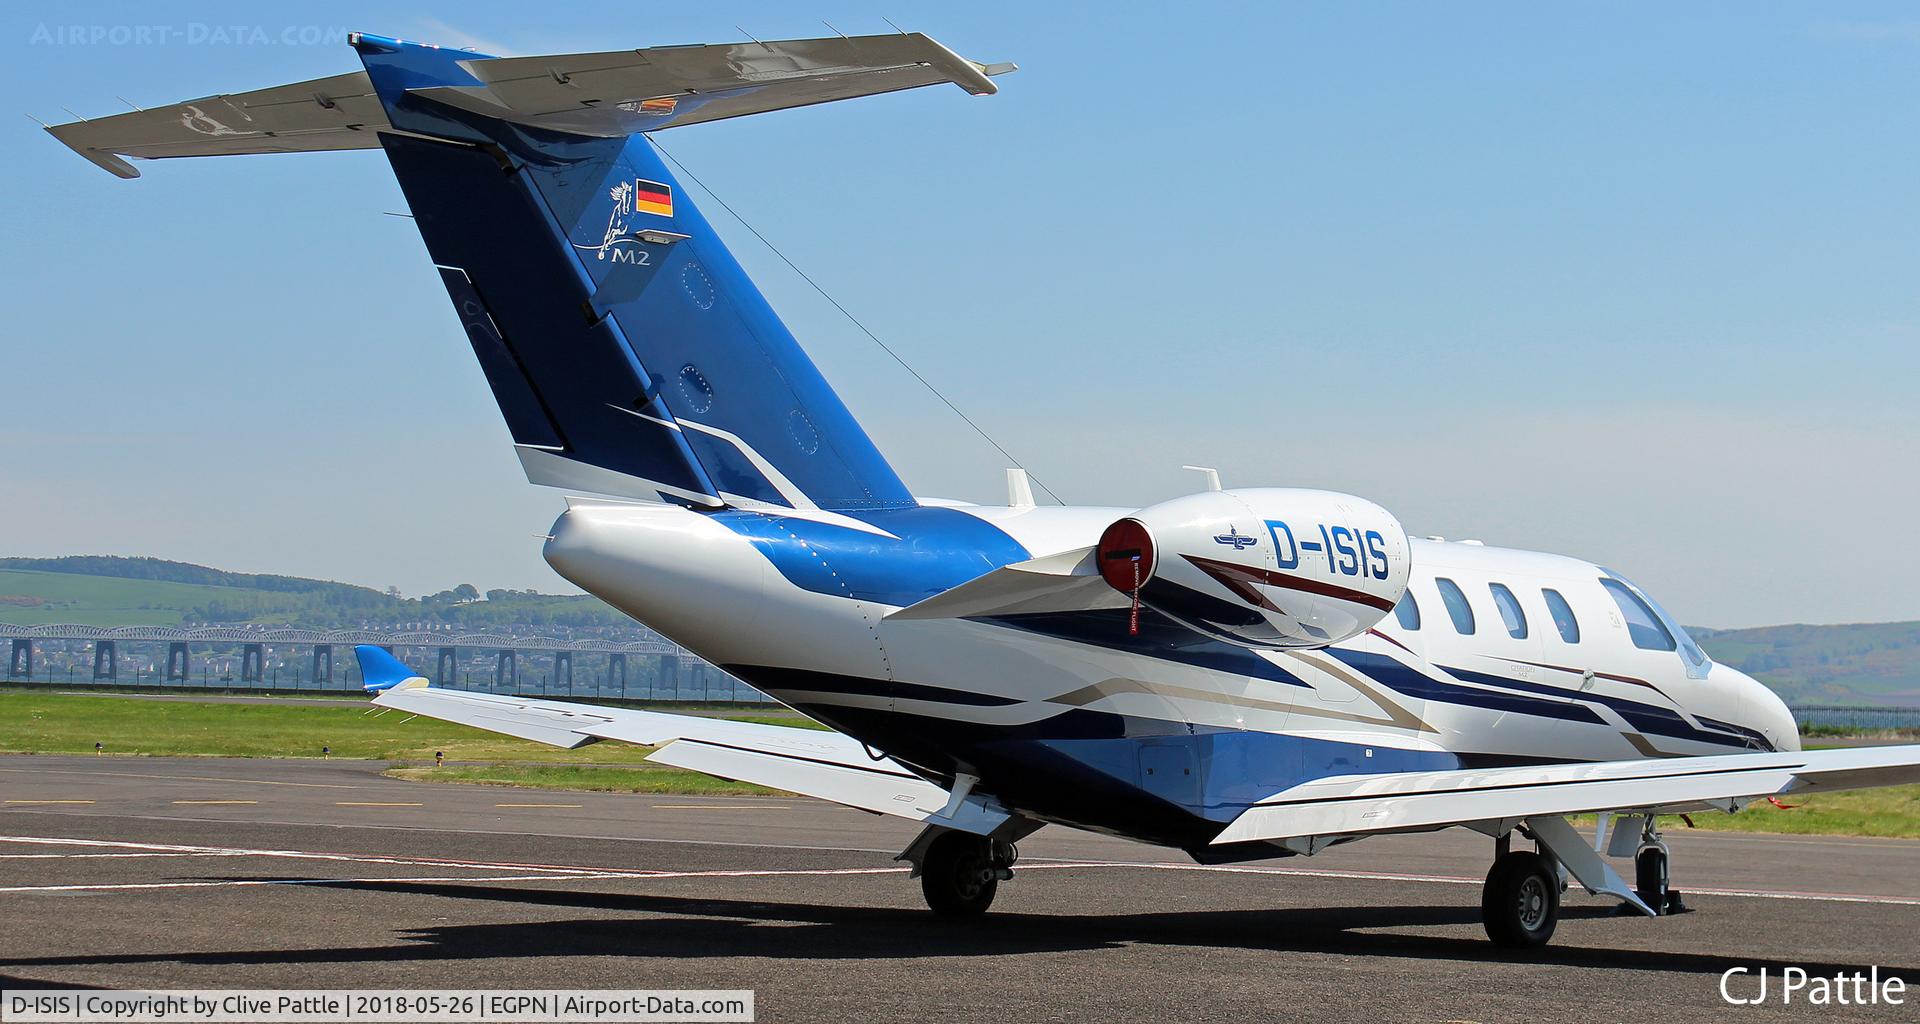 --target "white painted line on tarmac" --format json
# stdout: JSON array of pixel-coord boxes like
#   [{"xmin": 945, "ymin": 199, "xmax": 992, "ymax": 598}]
[
  {"xmin": 0, "ymin": 766, "xmax": 364, "ymax": 789},
  {"xmin": 2, "ymin": 837, "xmax": 1914, "ymax": 907},
  {"xmin": 0, "ymin": 873, "xmax": 618, "ymax": 894},
  {"xmin": 0, "ymin": 809, "xmax": 913, "ymax": 856},
  {"xmin": 651, "ymin": 804, "xmax": 793, "ymax": 811},
  {"xmin": 0, "ymin": 852, "xmax": 238, "ymax": 859},
  {"xmin": 1015, "ymin": 860, "xmax": 1920, "ymax": 907},
  {"xmin": 0, "ymin": 835, "xmax": 621, "ymax": 875},
  {"xmin": 12, "ymin": 809, "xmax": 1919, "ymax": 908}
]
